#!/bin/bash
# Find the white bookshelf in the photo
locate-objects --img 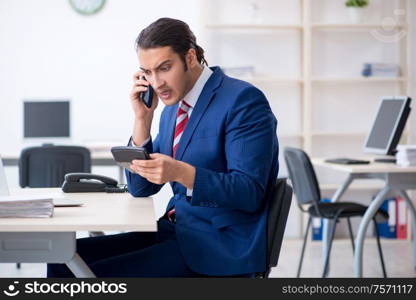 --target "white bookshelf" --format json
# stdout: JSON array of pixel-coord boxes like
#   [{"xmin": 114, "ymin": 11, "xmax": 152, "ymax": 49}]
[
  {"xmin": 202, "ymin": 0, "xmax": 411, "ymax": 173},
  {"xmin": 307, "ymin": 0, "xmax": 411, "ymax": 159}
]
